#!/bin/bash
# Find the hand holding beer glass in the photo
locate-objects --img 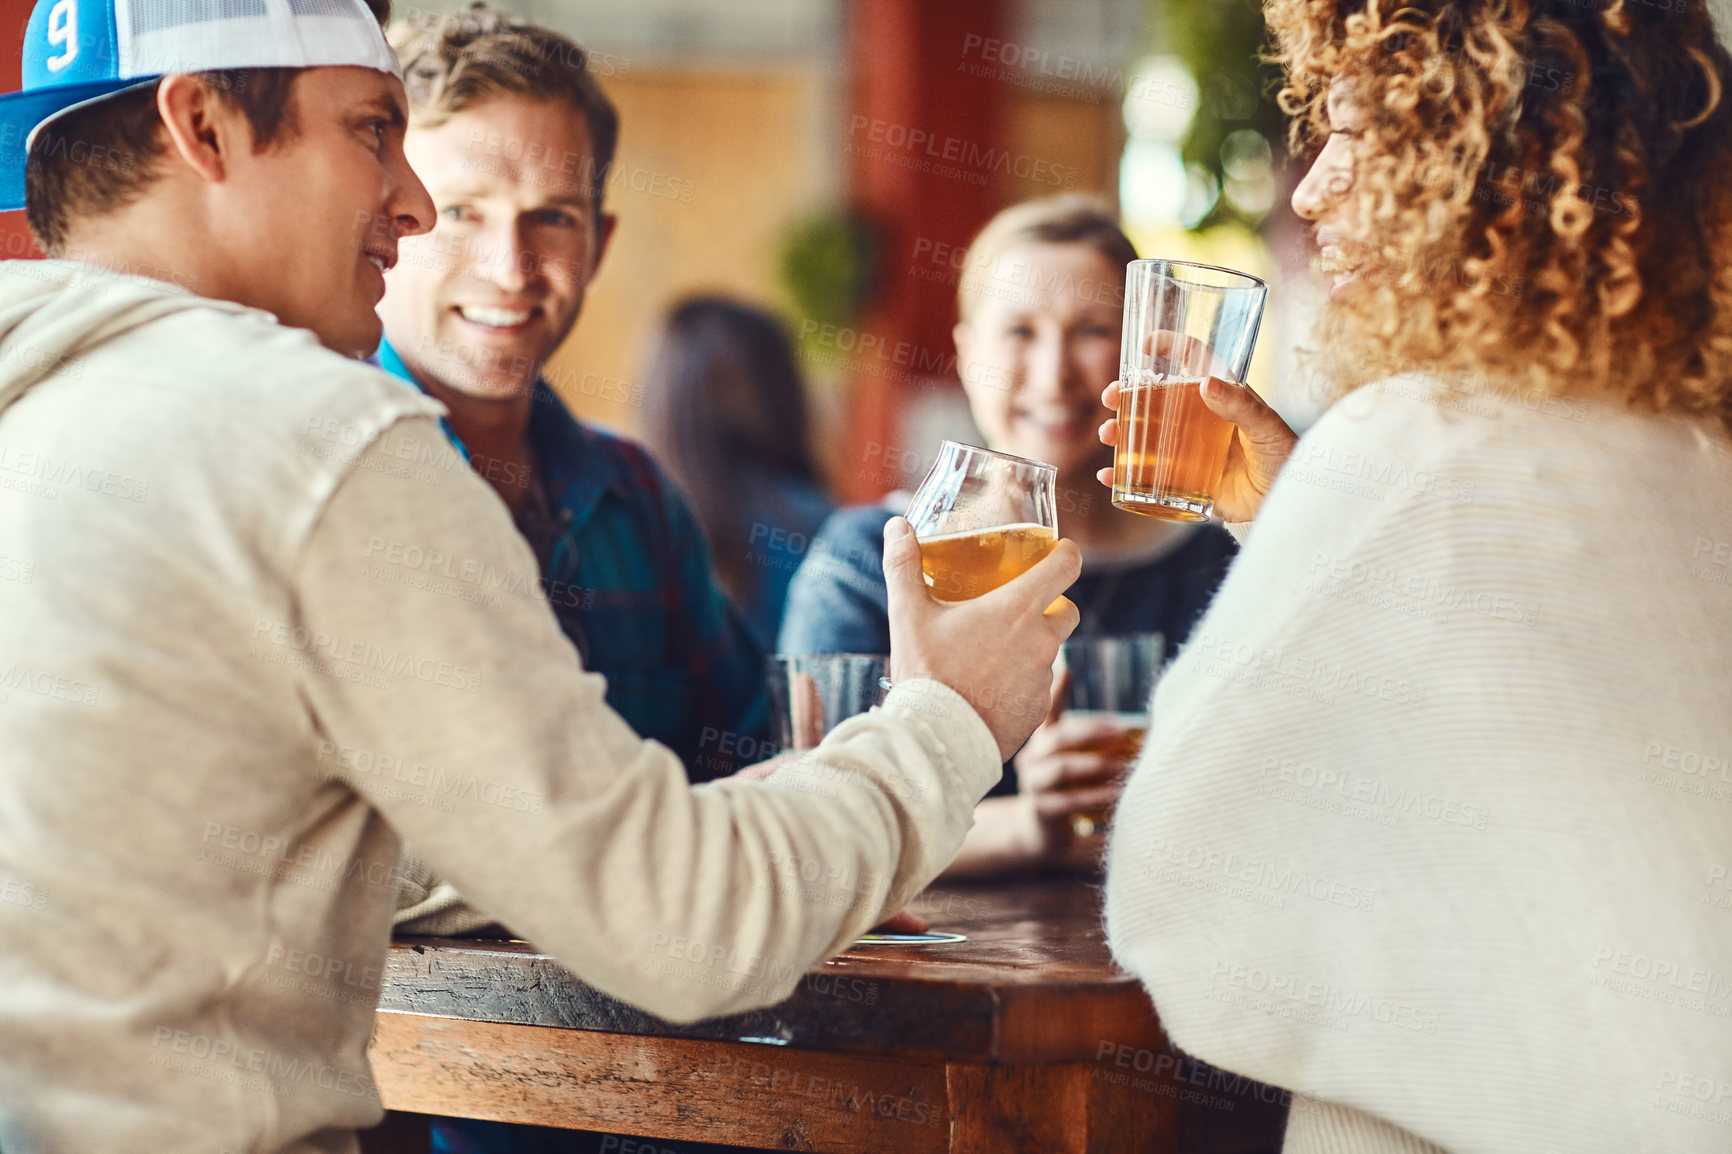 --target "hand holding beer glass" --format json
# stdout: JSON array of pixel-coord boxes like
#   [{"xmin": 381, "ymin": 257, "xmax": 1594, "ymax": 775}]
[
  {"xmin": 1109, "ymin": 260, "xmax": 1268, "ymax": 522},
  {"xmin": 1054, "ymin": 633, "xmax": 1163, "ymax": 837},
  {"xmin": 906, "ymin": 441, "xmax": 1059, "ymax": 601}
]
